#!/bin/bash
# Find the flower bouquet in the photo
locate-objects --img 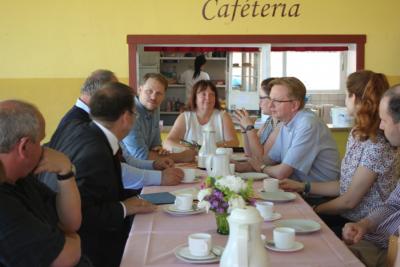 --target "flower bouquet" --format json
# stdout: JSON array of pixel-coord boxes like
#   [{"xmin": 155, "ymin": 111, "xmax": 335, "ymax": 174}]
[{"xmin": 197, "ymin": 175, "xmax": 254, "ymax": 235}]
